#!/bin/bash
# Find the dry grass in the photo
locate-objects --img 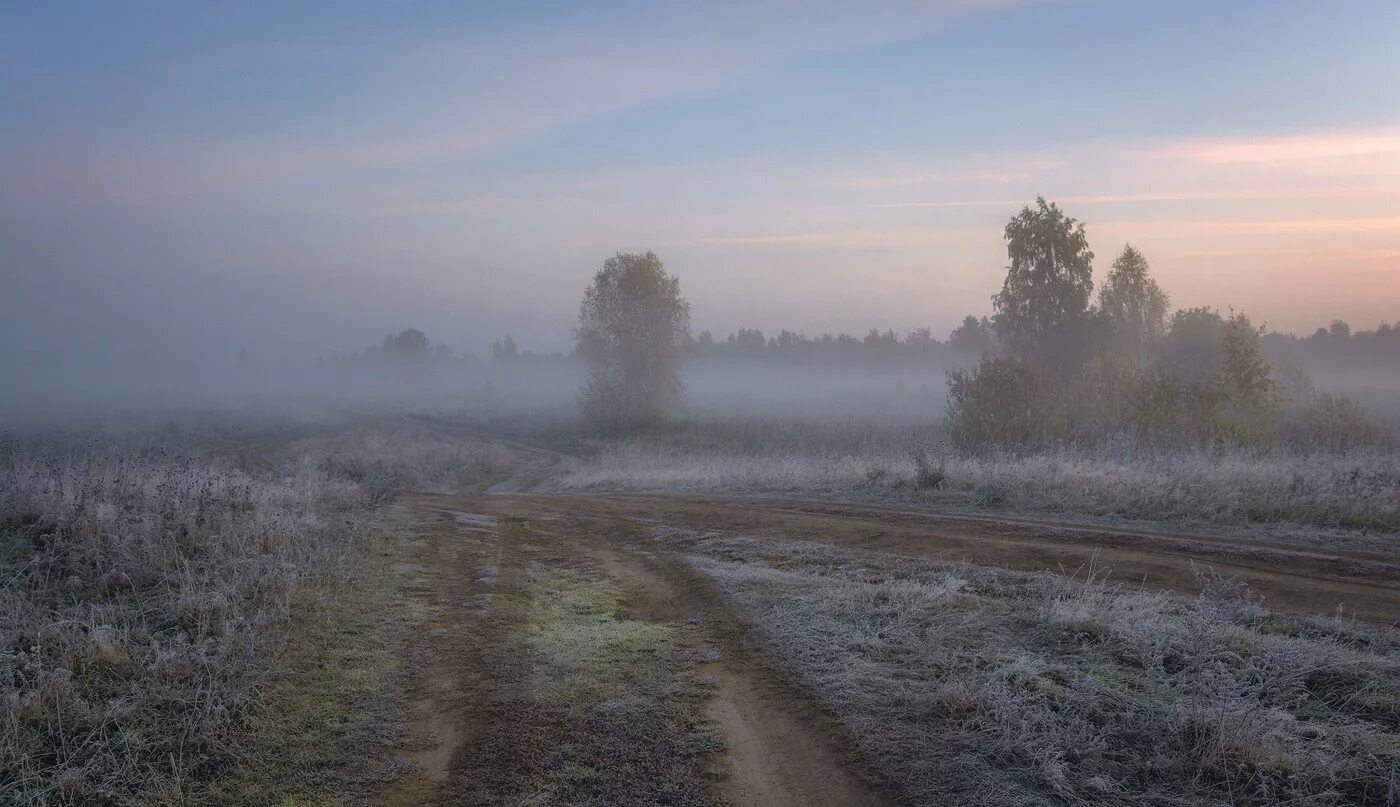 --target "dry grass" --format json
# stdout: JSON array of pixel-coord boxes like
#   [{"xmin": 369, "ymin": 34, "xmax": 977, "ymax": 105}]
[
  {"xmin": 0, "ymin": 418, "xmax": 511, "ymax": 805},
  {"xmin": 672, "ymin": 532, "xmax": 1400, "ymax": 806},
  {"xmin": 554, "ymin": 437, "xmax": 1400, "ymax": 535},
  {"xmin": 283, "ymin": 418, "xmax": 518, "ymax": 502},
  {"xmin": 0, "ymin": 436, "xmax": 366, "ymax": 804}
]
